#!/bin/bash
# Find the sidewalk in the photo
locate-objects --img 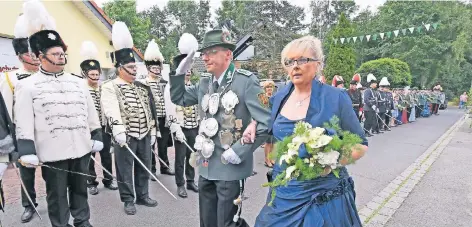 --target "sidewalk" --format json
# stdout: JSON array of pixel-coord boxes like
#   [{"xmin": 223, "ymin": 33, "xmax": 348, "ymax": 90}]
[{"xmin": 385, "ymin": 116, "xmax": 472, "ymax": 227}]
